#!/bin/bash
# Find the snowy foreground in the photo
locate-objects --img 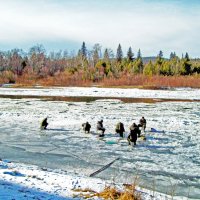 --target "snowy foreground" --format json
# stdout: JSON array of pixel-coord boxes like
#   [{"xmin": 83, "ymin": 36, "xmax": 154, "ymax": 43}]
[
  {"xmin": 0, "ymin": 159, "xmax": 171, "ymax": 200},
  {"xmin": 0, "ymin": 86, "xmax": 200, "ymax": 199}
]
